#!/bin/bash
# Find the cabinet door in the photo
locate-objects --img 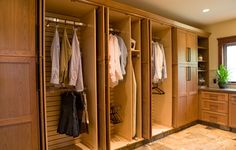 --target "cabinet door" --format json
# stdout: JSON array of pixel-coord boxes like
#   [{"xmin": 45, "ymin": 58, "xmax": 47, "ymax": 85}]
[
  {"xmin": 187, "ymin": 33, "xmax": 198, "ymax": 63},
  {"xmin": 176, "ymin": 29, "xmax": 187, "ymax": 63},
  {"xmin": 187, "ymin": 66, "xmax": 198, "ymax": 122},
  {"xmin": 229, "ymin": 94, "xmax": 236, "ymax": 128}
]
